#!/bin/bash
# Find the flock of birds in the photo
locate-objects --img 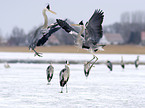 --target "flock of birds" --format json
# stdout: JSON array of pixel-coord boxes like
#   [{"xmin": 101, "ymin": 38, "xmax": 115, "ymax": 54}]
[
  {"xmin": 2, "ymin": 4, "xmax": 134, "ymax": 93},
  {"xmin": 106, "ymin": 56, "xmax": 139, "ymax": 71},
  {"xmin": 28, "ymin": 4, "xmax": 105, "ymax": 58},
  {"xmin": 28, "ymin": 4, "xmax": 105, "ymax": 93},
  {"xmin": 27, "ymin": 4, "xmax": 142, "ymax": 93},
  {"xmin": 45, "ymin": 55, "xmax": 140, "ymax": 93},
  {"xmin": 3, "ymin": 56, "xmax": 140, "ymax": 93}
]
